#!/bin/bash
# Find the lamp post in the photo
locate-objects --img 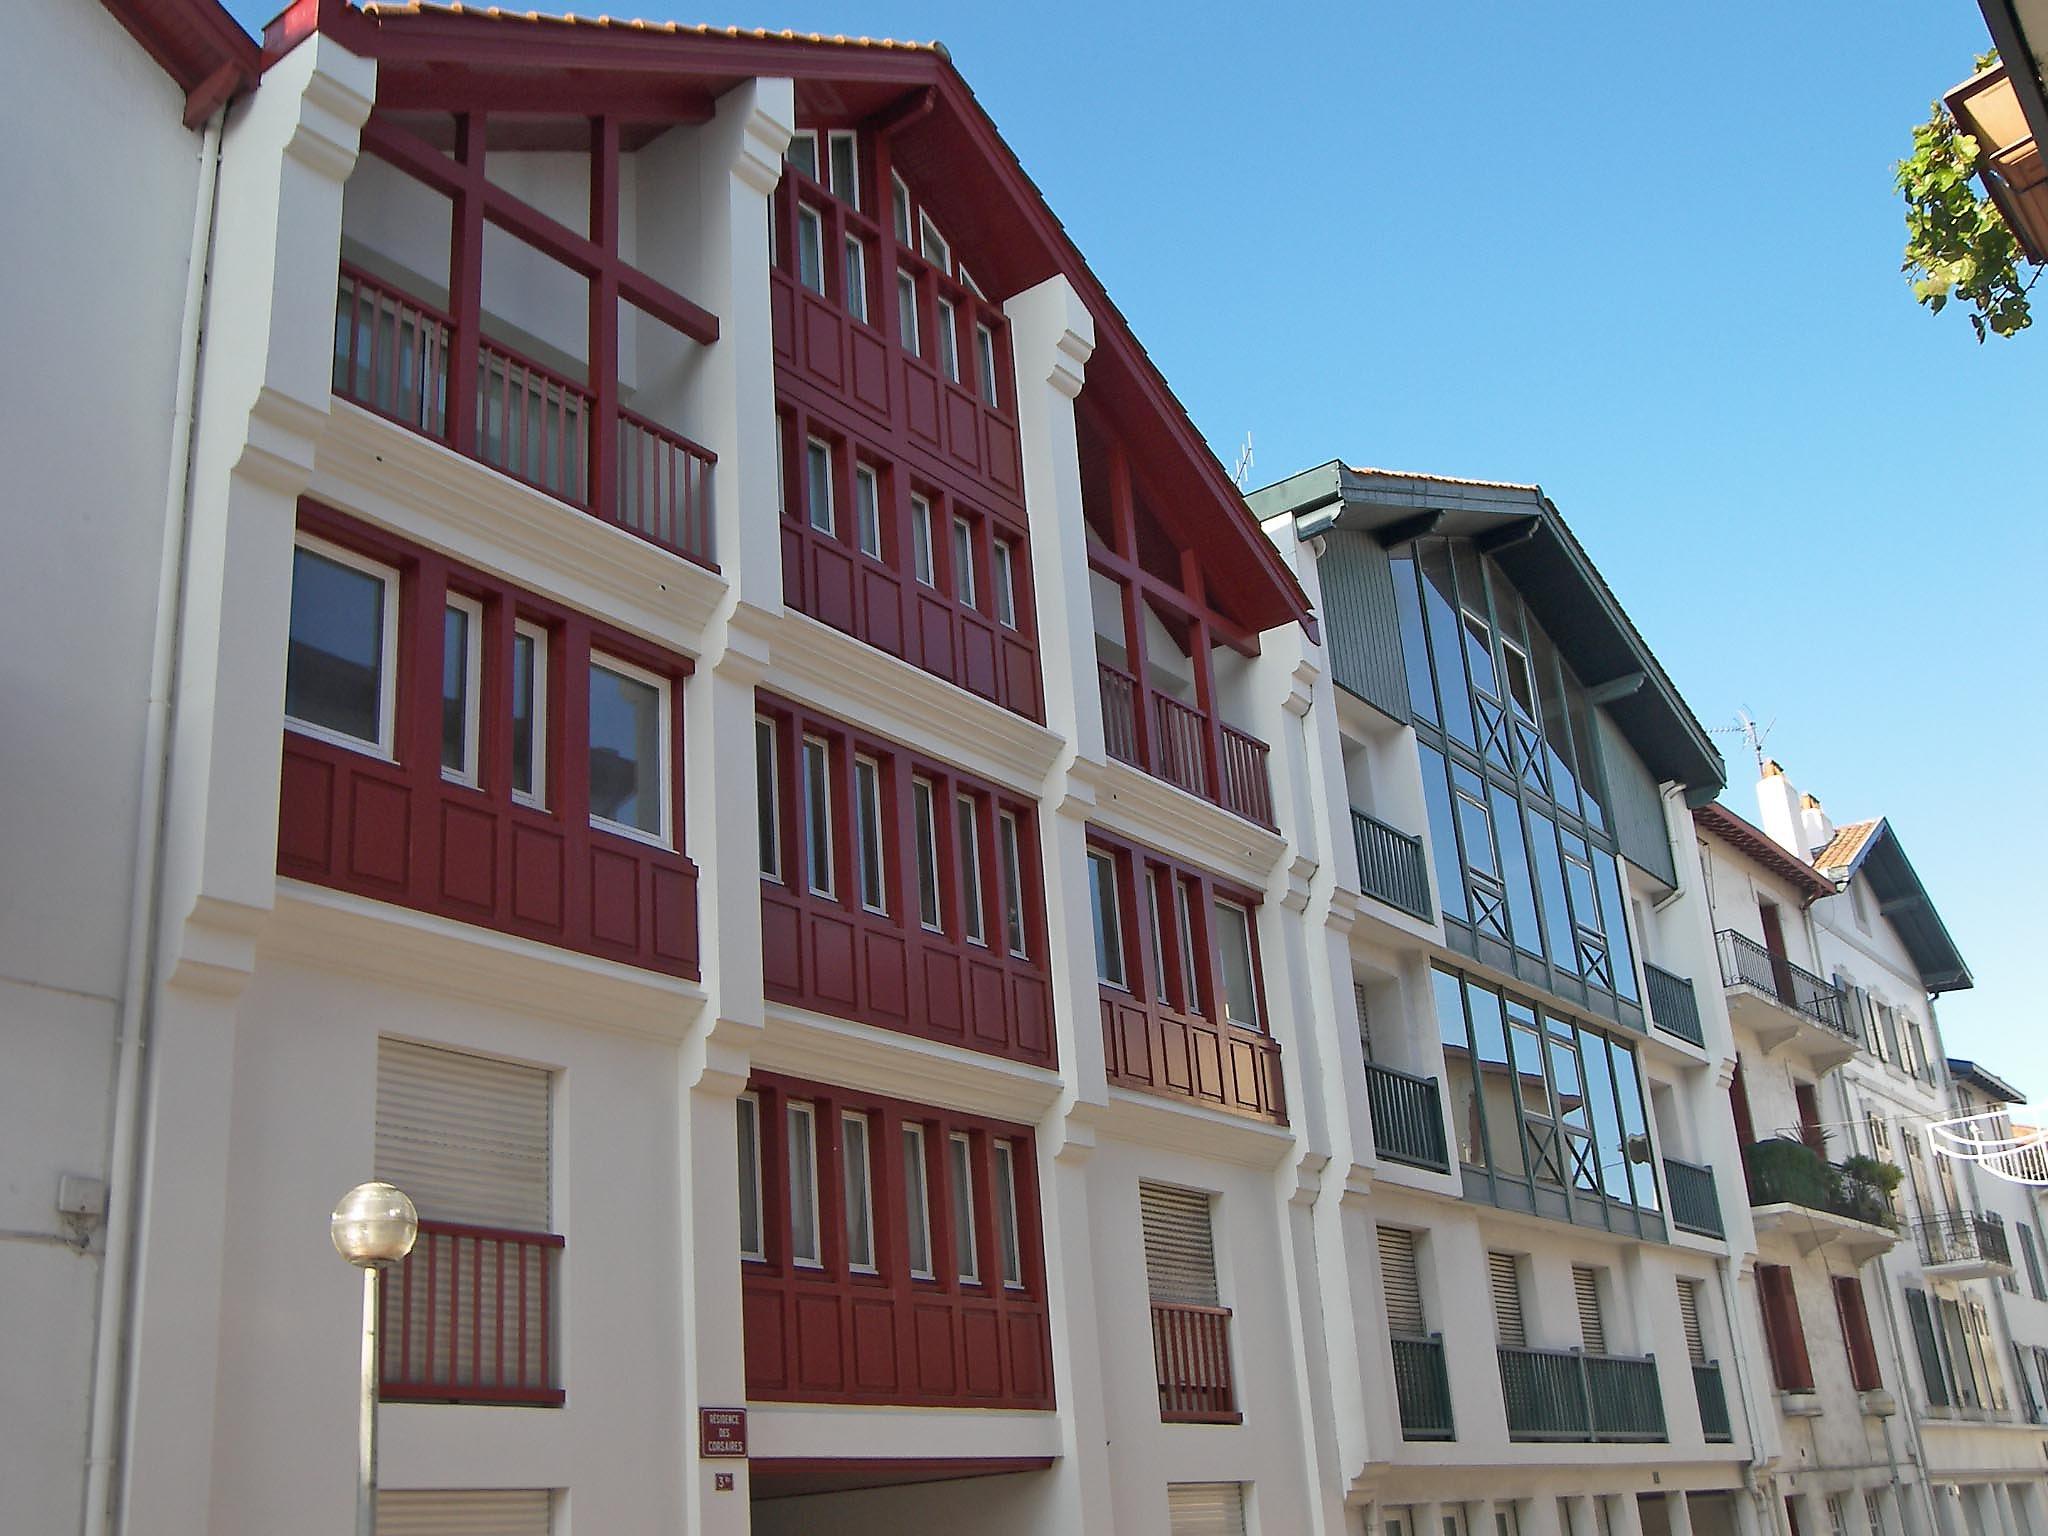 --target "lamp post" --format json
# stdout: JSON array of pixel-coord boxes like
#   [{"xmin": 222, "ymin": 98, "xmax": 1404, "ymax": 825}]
[{"xmin": 331, "ymin": 1181, "xmax": 419, "ymax": 1536}]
